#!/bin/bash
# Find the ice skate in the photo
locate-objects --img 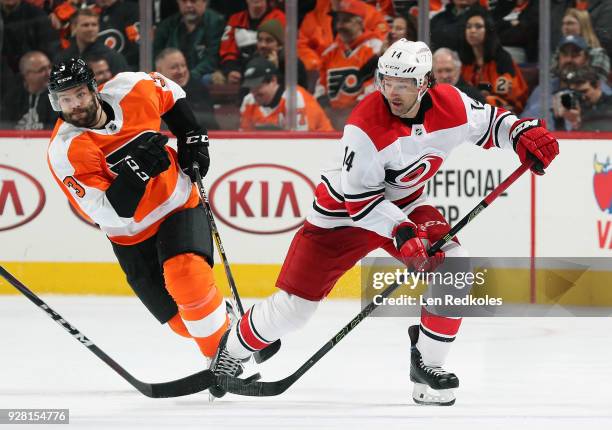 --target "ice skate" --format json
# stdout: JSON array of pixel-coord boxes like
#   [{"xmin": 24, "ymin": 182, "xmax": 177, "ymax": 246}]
[
  {"xmin": 408, "ymin": 325, "xmax": 459, "ymax": 406},
  {"xmin": 208, "ymin": 327, "xmax": 261, "ymax": 399}
]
